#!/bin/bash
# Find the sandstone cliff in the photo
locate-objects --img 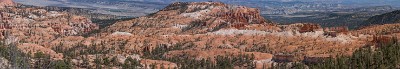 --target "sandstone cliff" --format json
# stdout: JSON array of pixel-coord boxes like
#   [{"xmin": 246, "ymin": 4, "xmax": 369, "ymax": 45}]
[
  {"xmin": 0, "ymin": 3, "xmax": 98, "ymax": 60},
  {"xmin": 103, "ymin": 2, "xmax": 275, "ymax": 35},
  {"xmin": 1, "ymin": 1, "xmax": 394, "ymax": 69},
  {"xmin": 0, "ymin": 5, "xmax": 99, "ymax": 40},
  {"xmin": 54, "ymin": 2, "xmax": 372, "ymax": 68},
  {"xmin": 0, "ymin": 0, "xmax": 14, "ymax": 8}
]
